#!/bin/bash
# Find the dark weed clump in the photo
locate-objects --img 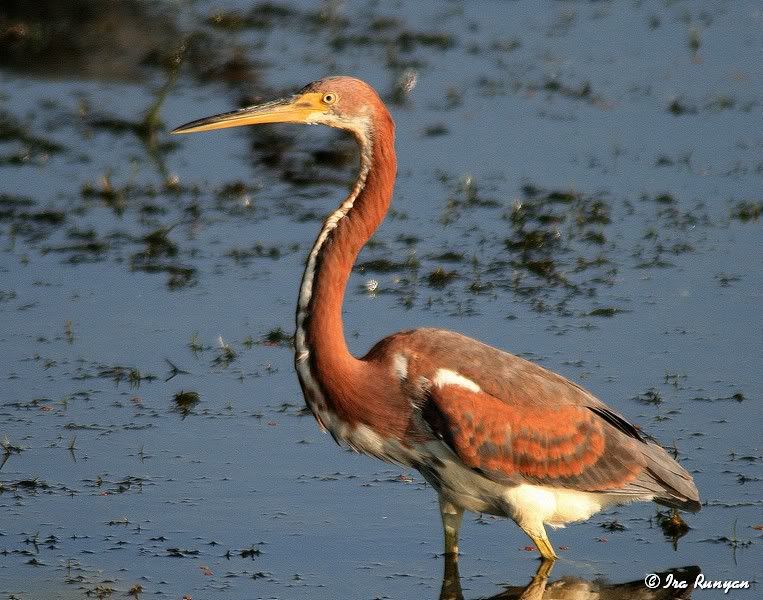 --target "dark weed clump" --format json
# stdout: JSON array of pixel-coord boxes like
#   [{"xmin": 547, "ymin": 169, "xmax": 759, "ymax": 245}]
[
  {"xmin": 586, "ymin": 307, "xmax": 626, "ymax": 318},
  {"xmin": 698, "ymin": 520, "xmax": 752, "ymax": 550},
  {"xmin": 526, "ymin": 77, "xmax": 608, "ymax": 107},
  {"xmin": 429, "ymin": 251, "xmax": 464, "ymax": 263},
  {"xmin": 730, "ymin": 201, "xmax": 762, "ymax": 222},
  {"xmin": 96, "ymin": 365, "xmax": 157, "ymax": 387},
  {"xmin": 427, "ymin": 267, "xmax": 458, "ymax": 288},
  {"xmin": 213, "ymin": 338, "xmax": 238, "ymax": 366},
  {"xmin": 127, "ymin": 227, "xmax": 197, "ymax": 289},
  {"xmin": 438, "ymin": 174, "xmax": 500, "ymax": 224},
  {"xmin": 240, "ymin": 545, "xmax": 262, "ymax": 558},
  {"xmin": 600, "ymin": 519, "xmax": 627, "ymax": 532},
  {"xmin": 356, "ymin": 258, "xmax": 416, "ymax": 273},
  {"xmin": 42, "ymin": 228, "xmax": 110, "ymax": 263},
  {"xmin": 172, "ymin": 390, "xmax": 200, "ymax": 417},
  {"xmin": 0, "ymin": 193, "xmax": 35, "ymax": 220},
  {"xmin": 656, "ymin": 509, "xmax": 690, "ymax": 549},
  {"xmin": 668, "ymin": 97, "xmax": 698, "ymax": 115},
  {"xmin": 0, "ymin": 109, "xmax": 66, "ymax": 164},
  {"xmin": 226, "ymin": 242, "xmax": 298, "ymax": 264},
  {"xmin": 633, "ymin": 388, "xmax": 663, "ymax": 405},
  {"xmin": 260, "ymin": 327, "xmax": 293, "ymax": 348},
  {"xmin": 499, "ymin": 183, "xmax": 617, "ymax": 311},
  {"xmin": 166, "ymin": 547, "xmax": 200, "ymax": 557},
  {"xmin": 423, "ymin": 123, "xmax": 449, "ymax": 137},
  {"xmin": 1, "ymin": 436, "xmax": 24, "ymax": 469},
  {"xmin": 130, "ymin": 260, "xmax": 197, "ymax": 290}
]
